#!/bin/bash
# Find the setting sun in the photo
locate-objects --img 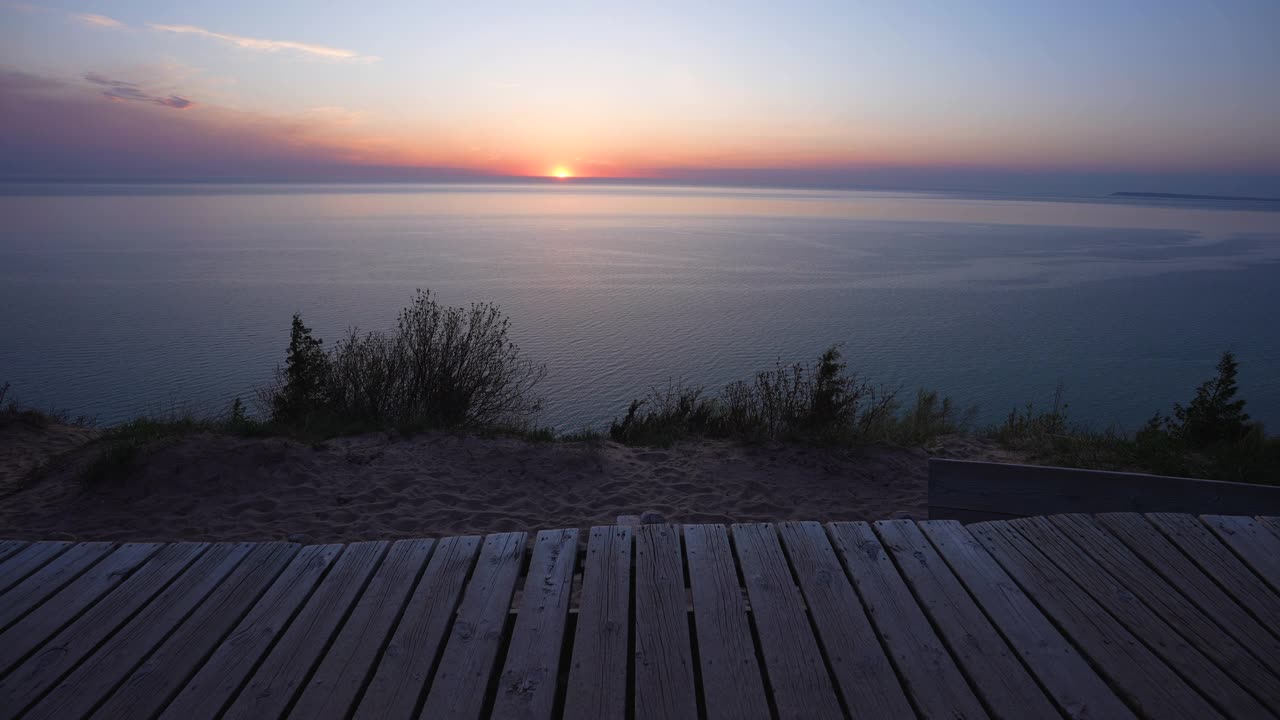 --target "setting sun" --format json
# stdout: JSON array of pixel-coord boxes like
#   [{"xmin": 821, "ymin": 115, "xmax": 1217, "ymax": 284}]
[{"xmin": 550, "ymin": 165, "xmax": 573, "ymax": 179}]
